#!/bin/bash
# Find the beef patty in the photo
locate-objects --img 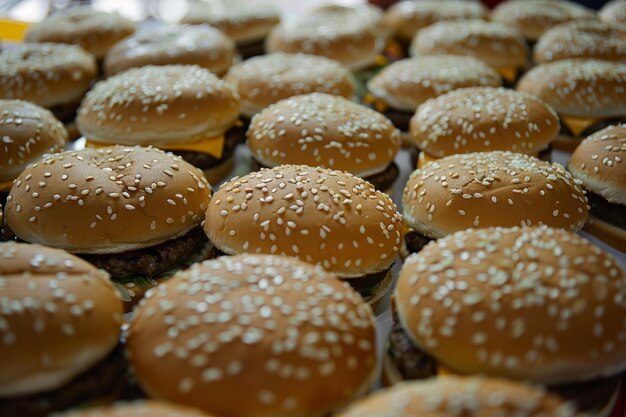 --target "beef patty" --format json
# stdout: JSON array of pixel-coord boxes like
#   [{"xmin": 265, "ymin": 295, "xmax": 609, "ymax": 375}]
[
  {"xmin": 404, "ymin": 230, "xmax": 434, "ymax": 255},
  {"xmin": 237, "ymin": 39, "xmax": 266, "ymax": 59},
  {"xmin": 49, "ymin": 100, "xmax": 81, "ymax": 125},
  {"xmin": 560, "ymin": 118, "xmax": 626, "ymax": 140},
  {"xmin": 174, "ymin": 133, "xmax": 238, "ymax": 171},
  {"xmin": 586, "ymin": 191, "xmax": 626, "ymax": 230}
]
